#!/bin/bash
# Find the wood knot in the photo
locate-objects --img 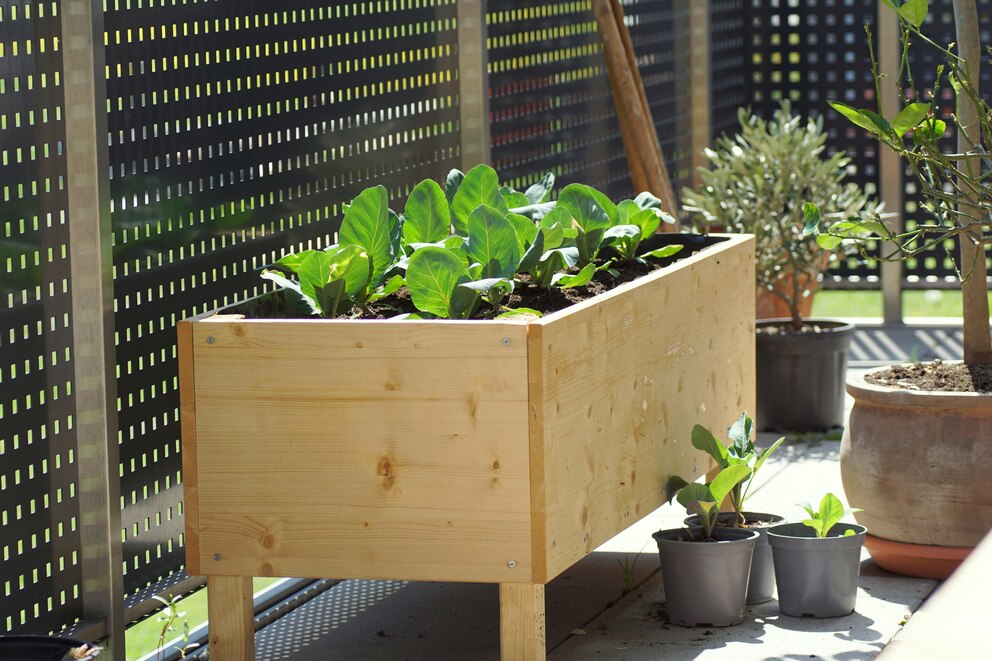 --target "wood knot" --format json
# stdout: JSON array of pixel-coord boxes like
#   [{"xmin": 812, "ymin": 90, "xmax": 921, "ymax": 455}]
[
  {"xmin": 259, "ymin": 562, "xmax": 274, "ymax": 576},
  {"xmin": 355, "ymin": 341, "xmax": 365, "ymax": 348},
  {"xmin": 377, "ymin": 455, "xmax": 396, "ymax": 491},
  {"xmin": 260, "ymin": 533, "xmax": 275, "ymax": 549},
  {"xmin": 491, "ymin": 459, "xmax": 500, "ymax": 471},
  {"xmin": 384, "ymin": 381, "xmax": 397, "ymax": 391},
  {"xmin": 466, "ymin": 392, "xmax": 479, "ymax": 419},
  {"xmin": 581, "ymin": 506, "xmax": 588, "ymax": 525},
  {"xmin": 233, "ymin": 325, "xmax": 246, "ymax": 337}
]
